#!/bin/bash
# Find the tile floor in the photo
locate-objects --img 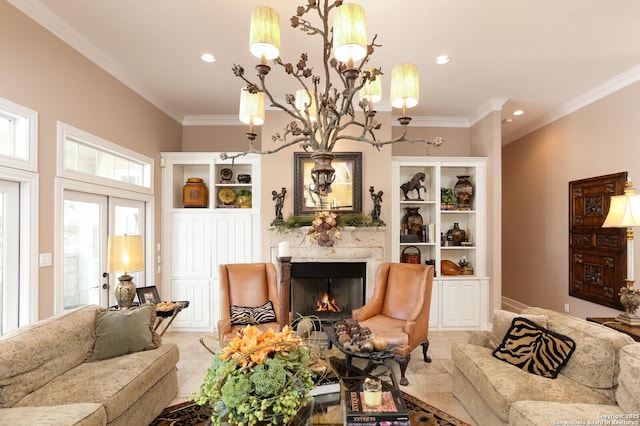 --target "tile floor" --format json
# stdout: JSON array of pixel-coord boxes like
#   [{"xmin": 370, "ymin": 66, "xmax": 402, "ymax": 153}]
[{"xmin": 162, "ymin": 330, "xmax": 477, "ymax": 425}]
